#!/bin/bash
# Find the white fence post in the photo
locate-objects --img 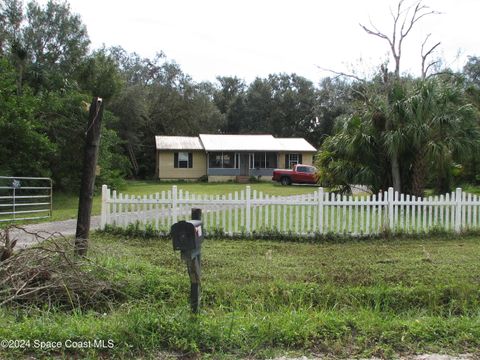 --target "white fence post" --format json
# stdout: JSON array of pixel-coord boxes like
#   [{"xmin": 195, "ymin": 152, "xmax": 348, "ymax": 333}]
[
  {"xmin": 100, "ymin": 184, "xmax": 108, "ymax": 229},
  {"xmin": 388, "ymin": 187, "xmax": 394, "ymax": 232},
  {"xmin": 318, "ymin": 187, "xmax": 324, "ymax": 233},
  {"xmin": 172, "ymin": 185, "xmax": 178, "ymax": 224},
  {"xmin": 246, "ymin": 186, "xmax": 251, "ymax": 234},
  {"xmin": 455, "ymin": 187, "xmax": 462, "ymax": 233}
]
